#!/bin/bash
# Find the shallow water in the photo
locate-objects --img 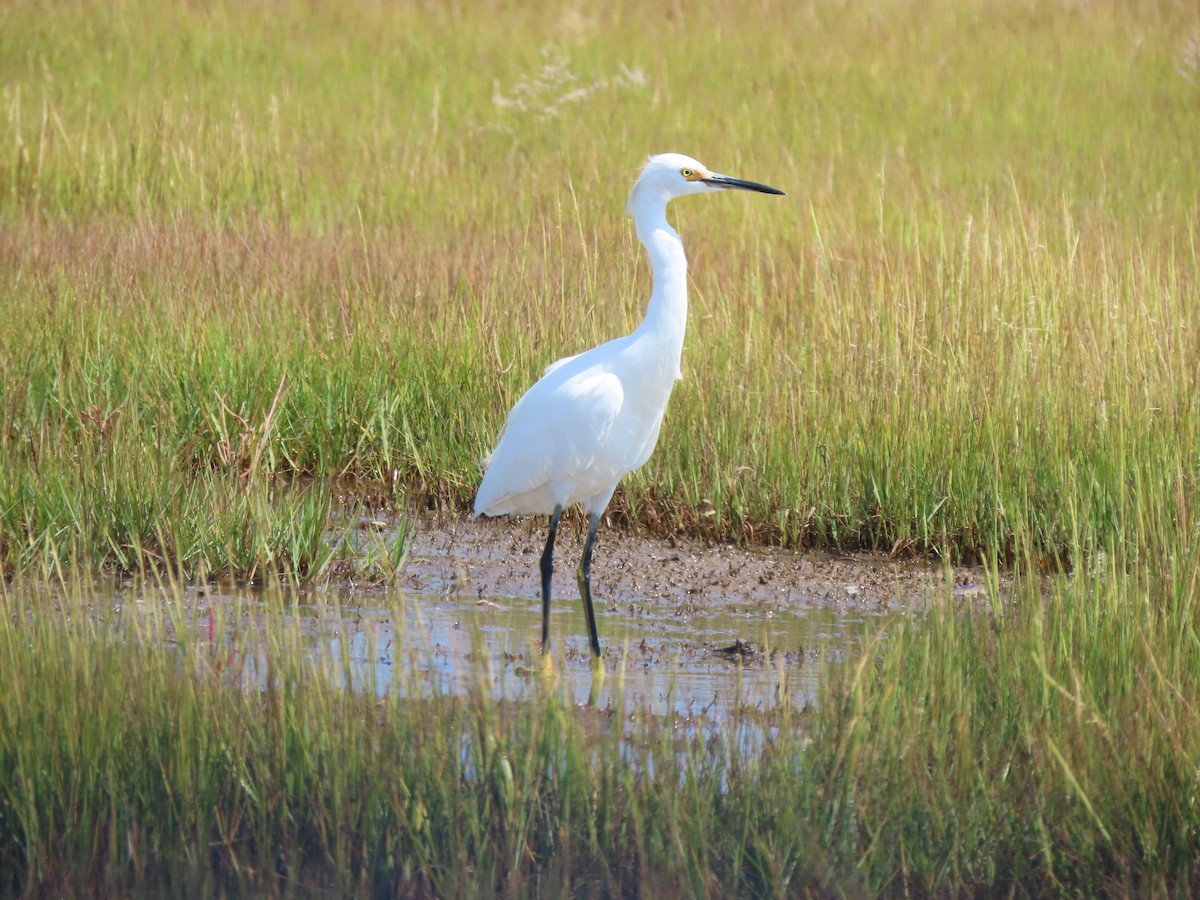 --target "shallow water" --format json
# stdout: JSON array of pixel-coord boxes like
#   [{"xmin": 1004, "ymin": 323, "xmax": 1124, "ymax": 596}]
[
  {"xmin": 88, "ymin": 571, "xmax": 892, "ymax": 724},
  {"xmin": 12, "ymin": 514, "xmax": 996, "ymax": 721},
  {"xmin": 312, "ymin": 588, "xmax": 878, "ymax": 714},
  {"xmin": 144, "ymin": 580, "xmax": 883, "ymax": 717}
]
